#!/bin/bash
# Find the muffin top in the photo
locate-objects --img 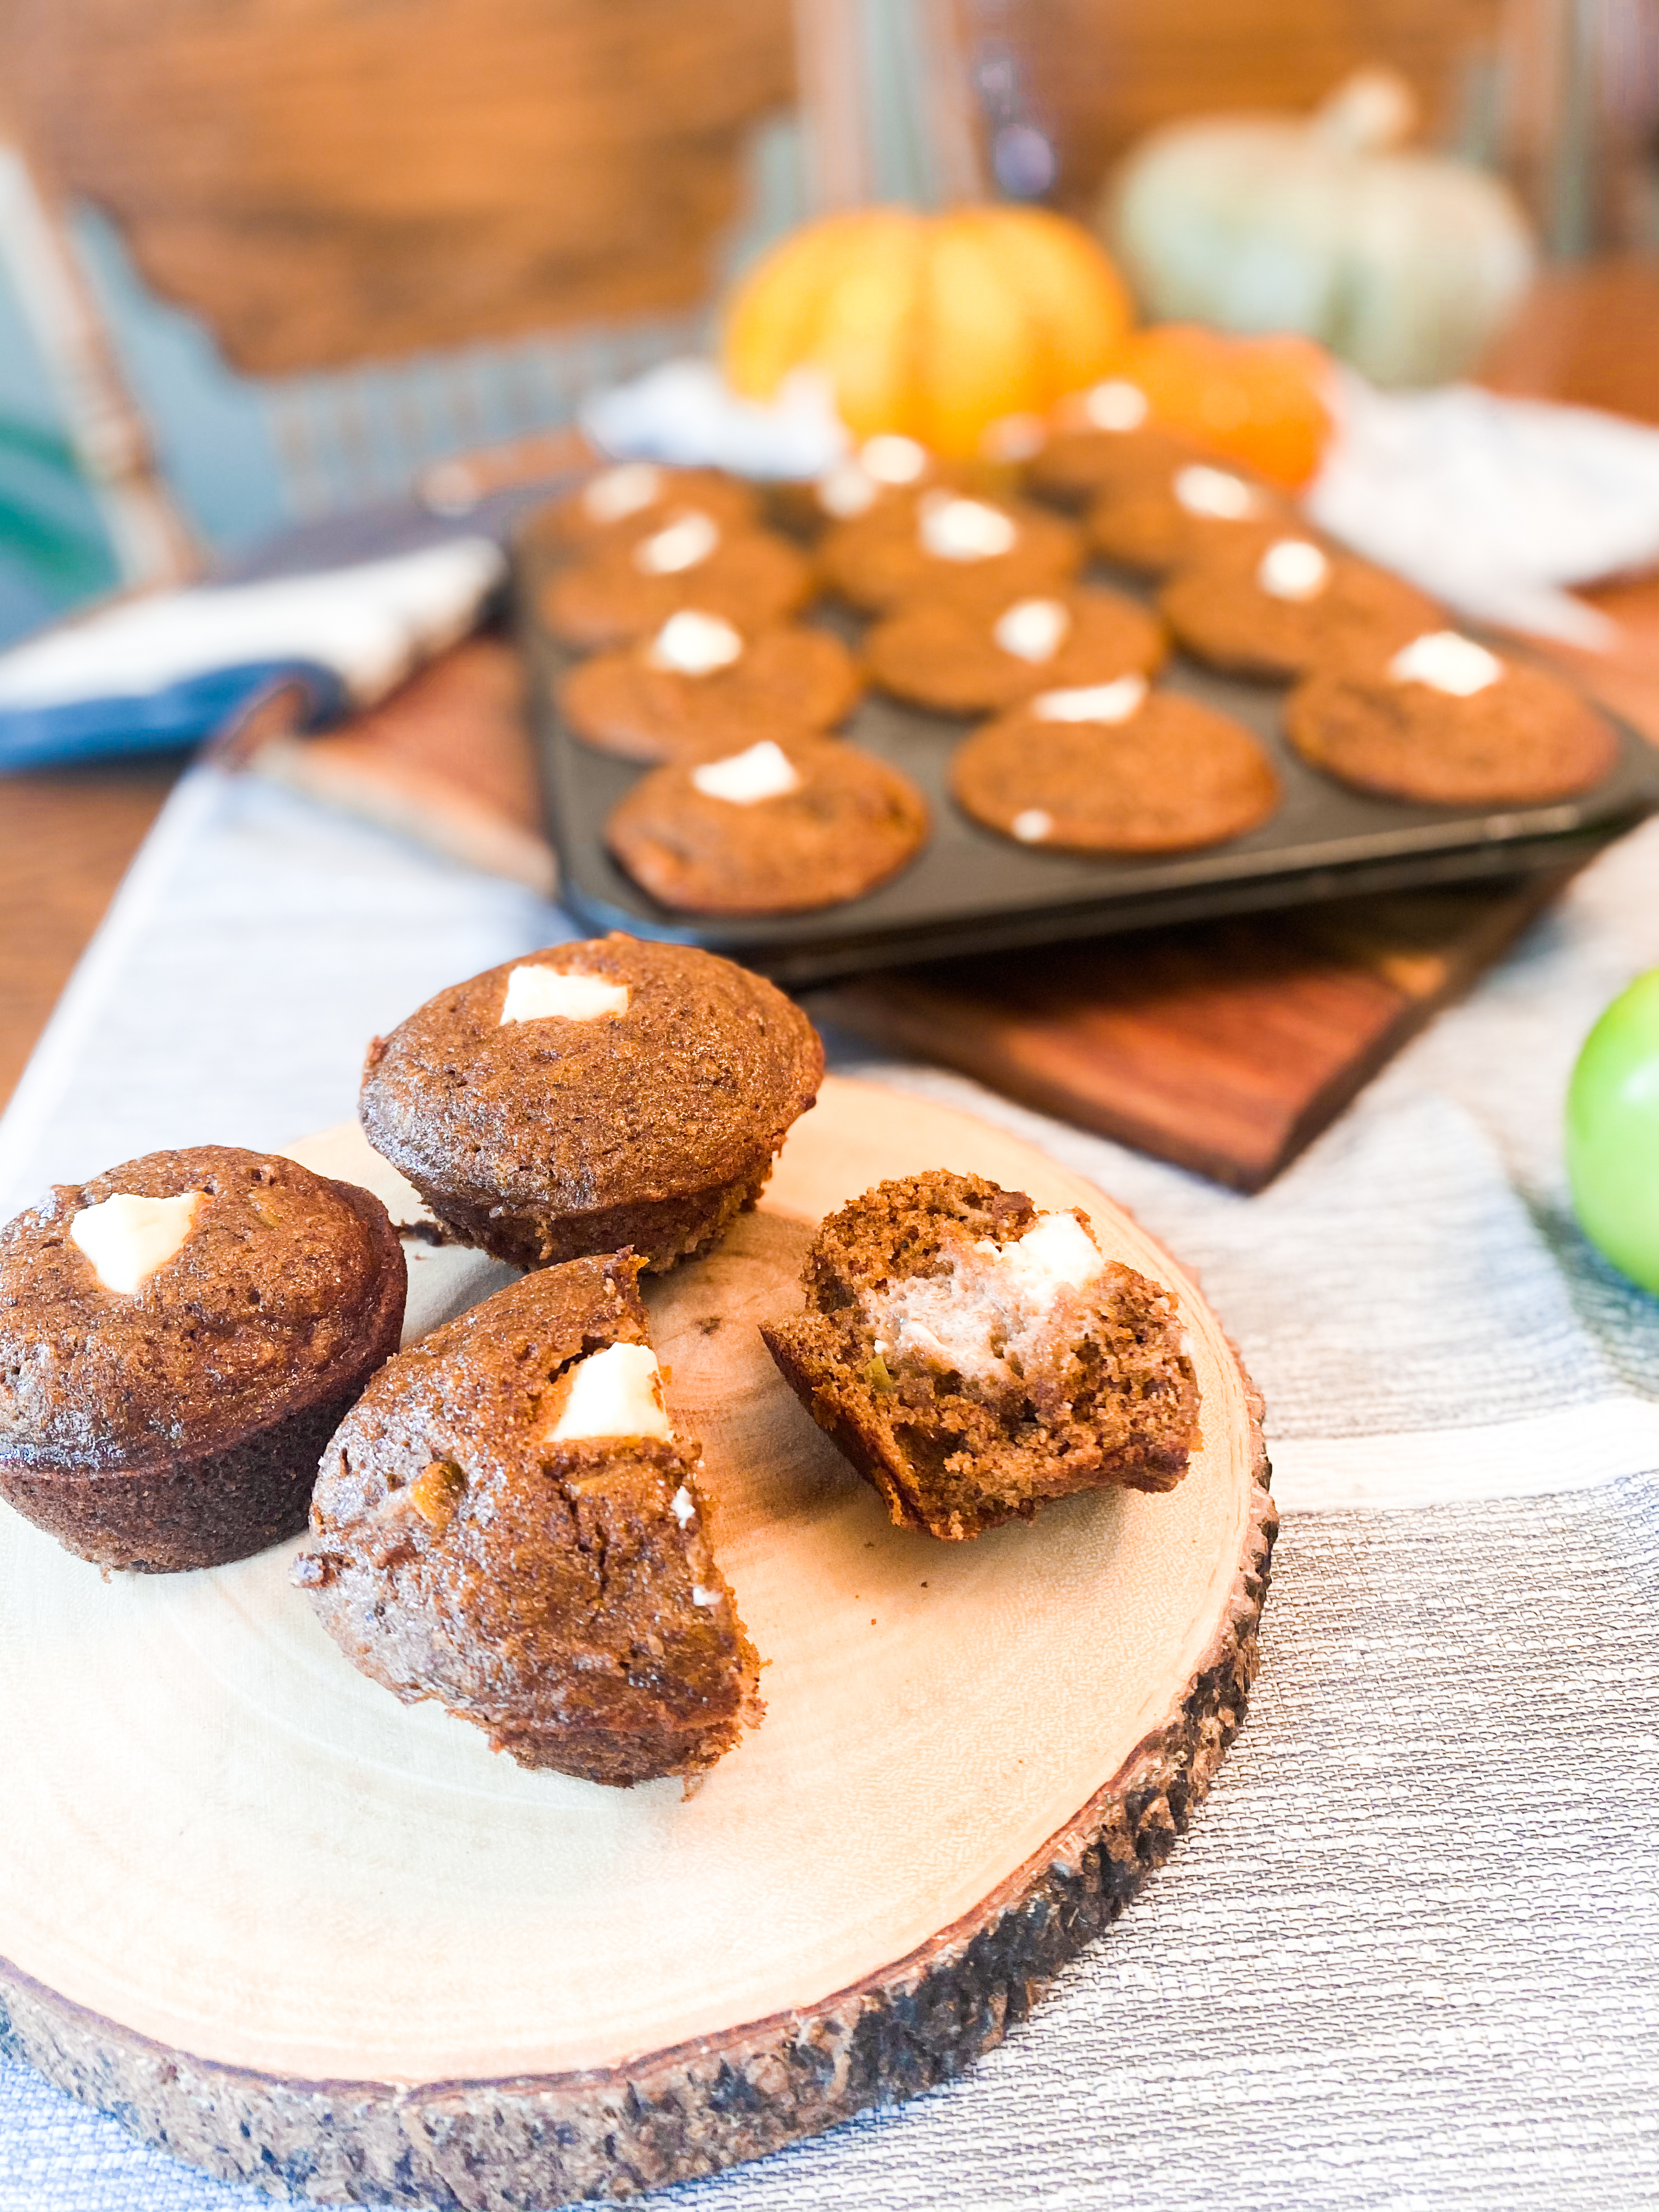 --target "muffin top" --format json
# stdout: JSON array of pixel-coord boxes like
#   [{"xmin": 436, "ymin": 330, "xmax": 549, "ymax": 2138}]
[
  {"xmin": 539, "ymin": 523, "xmax": 815, "ymax": 650},
  {"xmin": 1284, "ymin": 630, "xmax": 1620, "ymax": 808},
  {"xmin": 0, "ymin": 1146, "xmax": 403, "ymax": 1473},
  {"xmin": 360, "ymin": 935, "xmax": 824, "ymax": 1215},
  {"xmin": 528, "ymin": 463, "xmax": 760, "ymax": 552},
  {"xmin": 557, "ymin": 613, "xmax": 861, "ymax": 762},
  {"xmin": 606, "ymin": 735, "xmax": 930, "ymax": 916},
  {"xmin": 1158, "ymin": 533, "xmax": 1442, "ymax": 681},
  {"xmin": 951, "ymin": 682, "xmax": 1282, "ymax": 854},
  {"xmin": 864, "ymin": 582, "xmax": 1167, "ymax": 716},
  {"xmin": 819, "ymin": 489, "xmax": 1084, "ymax": 612}
]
